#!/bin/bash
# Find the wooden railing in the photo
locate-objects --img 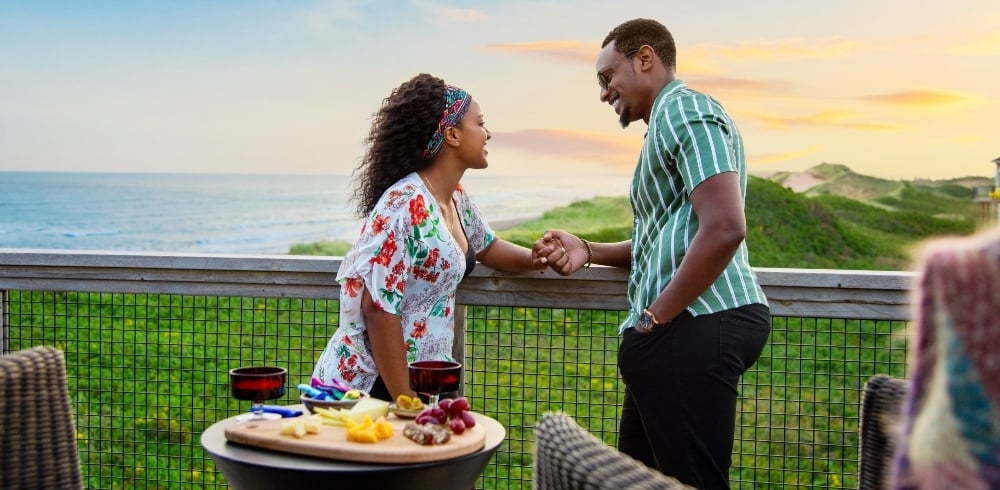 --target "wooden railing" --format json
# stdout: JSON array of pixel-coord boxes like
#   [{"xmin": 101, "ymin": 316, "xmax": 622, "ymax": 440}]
[{"xmin": 0, "ymin": 248, "xmax": 915, "ymax": 330}]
